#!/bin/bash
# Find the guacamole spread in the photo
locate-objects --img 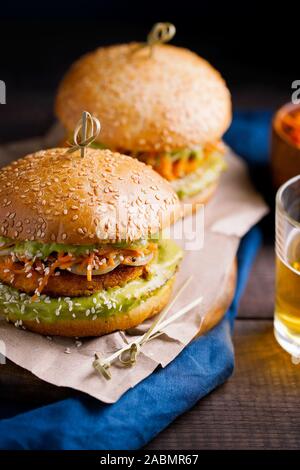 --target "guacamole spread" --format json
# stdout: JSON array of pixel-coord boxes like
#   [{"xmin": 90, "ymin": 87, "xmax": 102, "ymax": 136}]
[{"xmin": 171, "ymin": 151, "xmax": 226, "ymax": 199}]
